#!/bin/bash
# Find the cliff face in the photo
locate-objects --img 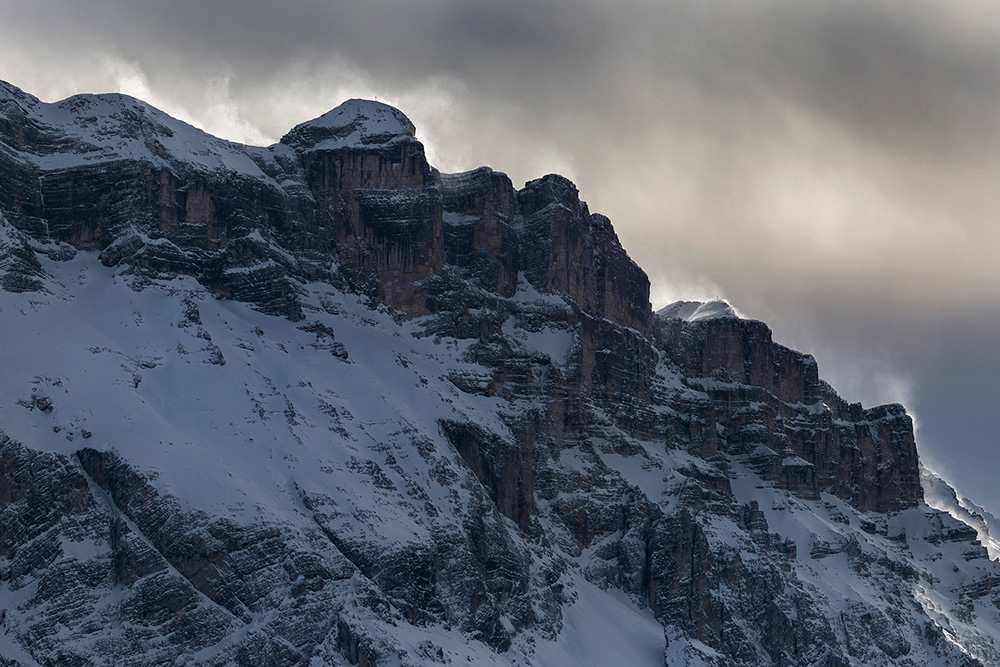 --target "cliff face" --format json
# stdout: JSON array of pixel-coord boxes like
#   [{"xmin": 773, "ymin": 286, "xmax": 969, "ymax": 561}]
[
  {"xmin": 1, "ymin": 80, "xmax": 997, "ymax": 666},
  {"xmin": 658, "ymin": 308, "xmax": 922, "ymax": 513}
]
